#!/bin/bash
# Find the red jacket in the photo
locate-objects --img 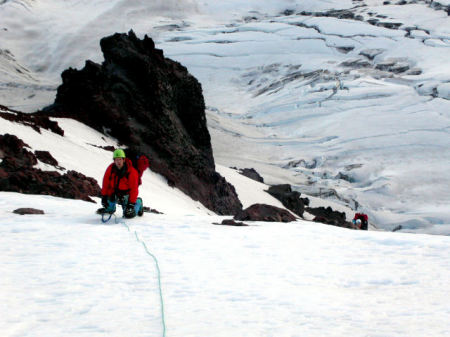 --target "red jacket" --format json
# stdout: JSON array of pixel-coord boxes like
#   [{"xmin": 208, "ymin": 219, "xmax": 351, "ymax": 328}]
[
  {"xmin": 101, "ymin": 158, "xmax": 139, "ymax": 203},
  {"xmin": 354, "ymin": 213, "xmax": 368, "ymax": 222}
]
